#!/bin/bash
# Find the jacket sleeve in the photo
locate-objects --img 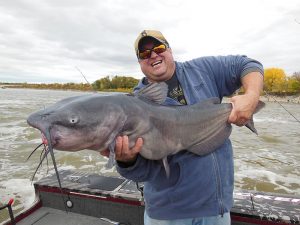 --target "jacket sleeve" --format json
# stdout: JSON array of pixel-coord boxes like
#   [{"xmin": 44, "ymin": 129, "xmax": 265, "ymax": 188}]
[
  {"xmin": 191, "ymin": 55, "xmax": 264, "ymax": 96},
  {"xmin": 116, "ymin": 155, "xmax": 163, "ymax": 182}
]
